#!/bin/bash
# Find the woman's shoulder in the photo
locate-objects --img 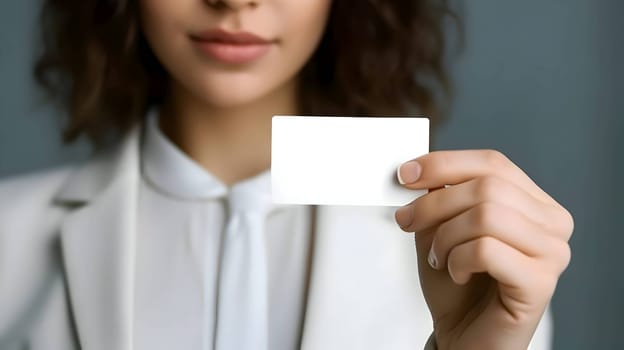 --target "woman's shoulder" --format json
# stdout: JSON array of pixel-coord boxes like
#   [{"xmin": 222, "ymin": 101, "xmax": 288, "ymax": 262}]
[
  {"xmin": 0, "ymin": 165, "xmax": 76, "ymax": 222},
  {"xmin": 0, "ymin": 166, "xmax": 80, "ymax": 341}
]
